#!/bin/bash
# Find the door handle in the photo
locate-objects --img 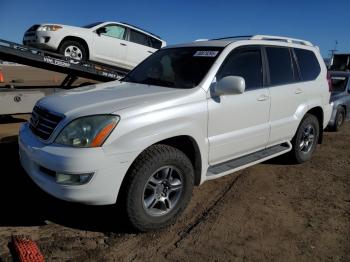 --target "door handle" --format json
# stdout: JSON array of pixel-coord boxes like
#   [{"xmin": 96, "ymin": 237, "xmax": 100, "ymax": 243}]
[
  {"xmin": 257, "ymin": 94, "xmax": 269, "ymax": 101},
  {"xmin": 120, "ymin": 43, "xmax": 127, "ymax": 46},
  {"xmin": 295, "ymin": 88, "xmax": 303, "ymax": 94}
]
